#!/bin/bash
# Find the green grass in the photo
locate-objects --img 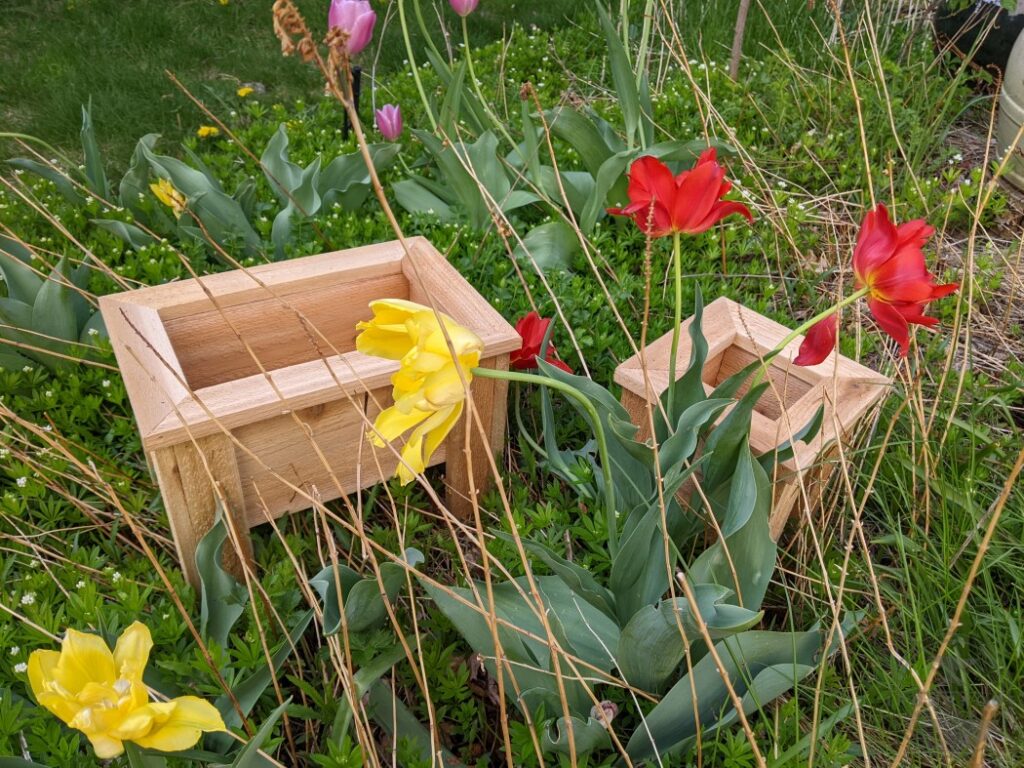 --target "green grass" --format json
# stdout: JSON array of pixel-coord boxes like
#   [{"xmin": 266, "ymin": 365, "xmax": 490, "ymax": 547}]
[
  {"xmin": 2, "ymin": 2, "xmax": 1024, "ymax": 766},
  {"xmin": 0, "ymin": 0, "xmax": 580, "ymax": 165}
]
